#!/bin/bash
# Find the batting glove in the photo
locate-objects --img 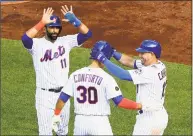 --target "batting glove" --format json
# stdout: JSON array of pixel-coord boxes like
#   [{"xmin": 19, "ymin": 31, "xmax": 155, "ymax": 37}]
[
  {"xmin": 64, "ymin": 13, "xmax": 81, "ymax": 27},
  {"xmin": 94, "ymin": 51, "xmax": 107, "ymax": 63},
  {"xmin": 52, "ymin": 115, "xmax": 61, "ymax": 133}
]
